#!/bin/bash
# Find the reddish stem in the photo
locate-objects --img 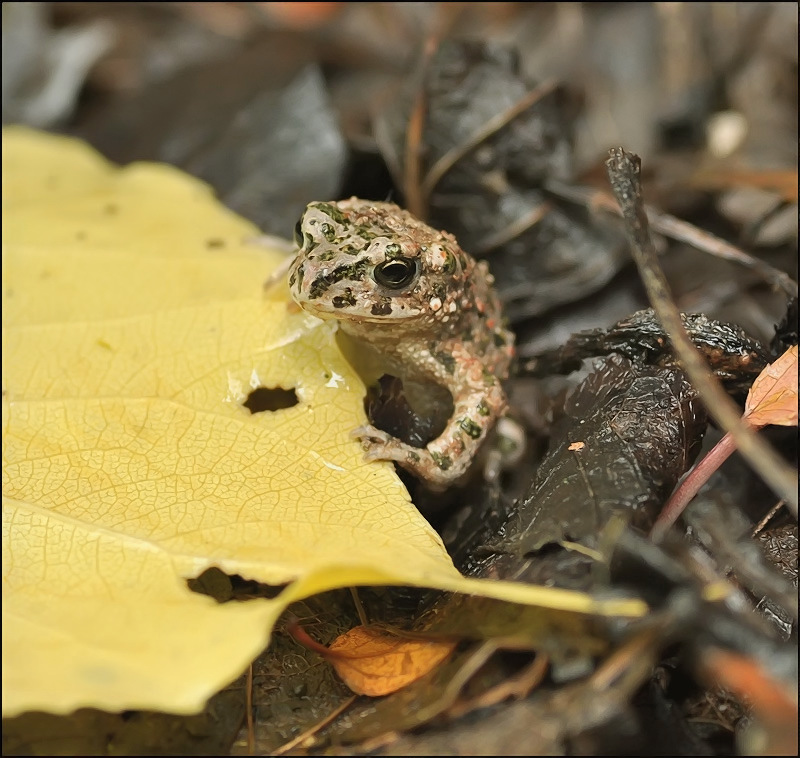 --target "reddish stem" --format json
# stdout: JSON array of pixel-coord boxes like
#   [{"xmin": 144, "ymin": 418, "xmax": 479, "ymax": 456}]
[
  {"xmin": 286, "ymin": 619, "xmax": 331, "ymax": 657},
  {"xmin": 651, "ymin": 429, "xmax": 744, "ymax": 541}
]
